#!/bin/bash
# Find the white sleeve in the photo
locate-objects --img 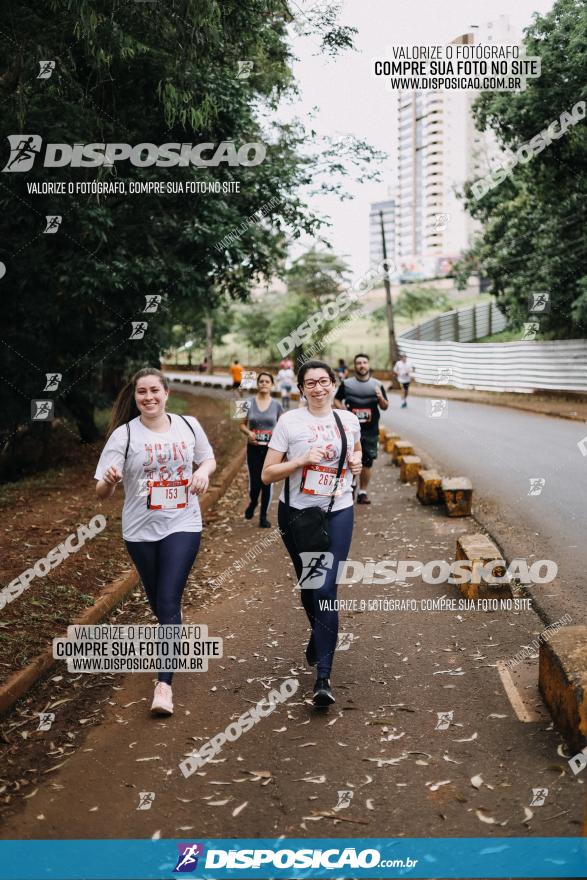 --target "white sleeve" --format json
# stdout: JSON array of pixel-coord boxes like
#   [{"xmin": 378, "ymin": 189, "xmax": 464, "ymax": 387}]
[
  {"xmin": 94, "ymin": 426, "xmax": 127, "ymax": 480},
  {"xmin": 349, "ymin": 413, "xmax": 361, "ymax": 446},
  {"xmin": 268, "ymin": 414, "xmax": 289, "ymax": 453},
  {"xmin": 185, "ymin": 416, "xmax": 214, "ymax": 465}
]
